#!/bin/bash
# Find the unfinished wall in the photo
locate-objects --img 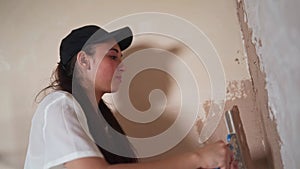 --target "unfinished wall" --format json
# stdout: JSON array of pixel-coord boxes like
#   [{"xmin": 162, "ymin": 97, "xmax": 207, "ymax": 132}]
[{"xmin": 238, "ymin": 0, "xmax": 300, "ymax": 169}]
